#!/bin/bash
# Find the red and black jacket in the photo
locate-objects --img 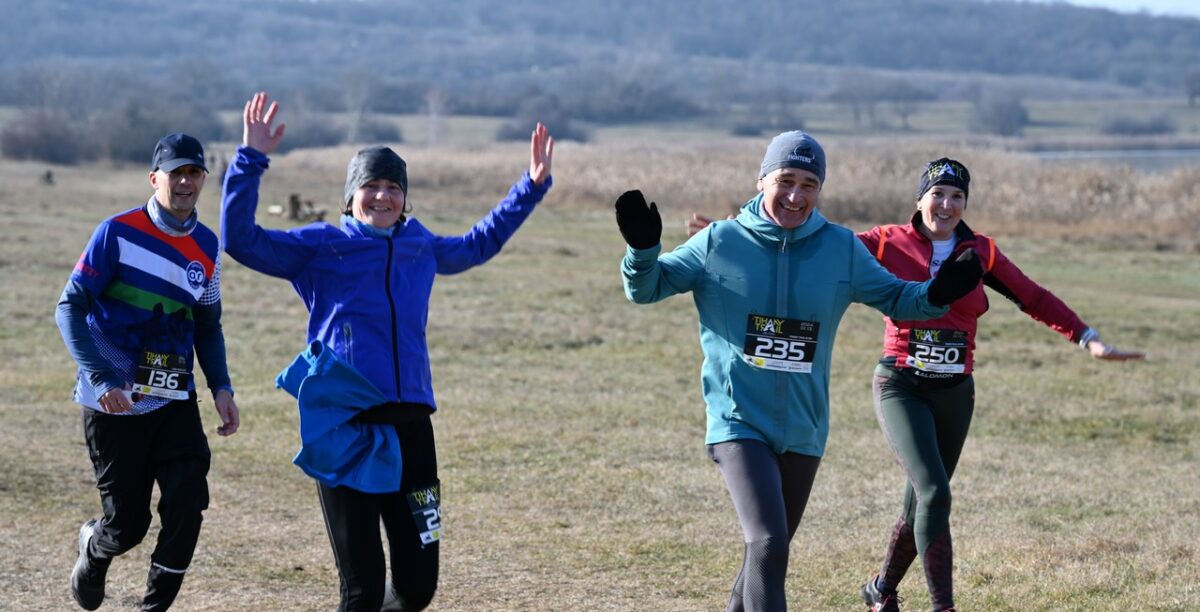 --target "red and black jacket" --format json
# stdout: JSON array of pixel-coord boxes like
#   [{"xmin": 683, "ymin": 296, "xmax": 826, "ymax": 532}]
[{"xmin": 856, "ymin": 212, "xmax": 1090, "ymax": 377}]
